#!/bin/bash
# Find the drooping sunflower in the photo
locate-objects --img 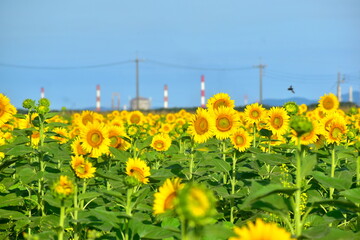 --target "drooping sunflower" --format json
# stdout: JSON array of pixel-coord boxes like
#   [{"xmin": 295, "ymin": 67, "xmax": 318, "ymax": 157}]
[
  {"xmin": 230, "ymin": 128, "xmax": 253, "ymax": 152},
  {"xmin": 151, "ymin": 133, "xmax": 172, "ymax": 152},
  {"xmin": 51, "ymin": 127, "xmax": 69, "ymax": 144},
  {"xmin": 244, "ymin": 103, "xmax": 266, "ymax": 124},
  {"xmin": 71, "ymin": 155, "xmax": 85, "ymax": 169},
  {"xmin": 108, "ymin": 125, "xmax": 131, "ymax": 151},
  {"xmin": 187, "ymin": 108, "xmax": 215, "ymax": 143},
  {"xmin": 0, "ymin": 94, "xmax": 16, "ymax": 126},
  {"xmin": 291, "ymin": 119, "xmax": 320, "ymax": 145},
  {"xmin": 325, "ymin": 117, "xmax": 347, "ymax": 145},
  {"xmin": 318, "ymin": 93, "xmax": 339, "ymax": 113},
  {"xmin": 80, "ymin": 121, "xmax": 110, "ymax": 158},
  {"xmin": 126, "ymin": 158, "xmax": 150, "ymax": 184},
  {"xmin": 53, "ymin": 176, "xmax": 74, "ymax": 197},
  {"xmin": 229, "ymin": 218, "xmax": 293, "ymax": 240},
  {"xmin": 266, "ymin": 107, "xmax": 290, "ymax": 136},
  {"xmin": 206, "ymin": 93, "xmax": 235, "ymax": 112},
  {"xmin": 128, "ymin": 111, "xmax": 144, "ymax": 125},
  {"xmin": 212, "ymin": 106, "xmax": 240, "ymax": 140},
  {"xmin": 153, "ymin": 178, "xmax": 184, "ymax": 215}
]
